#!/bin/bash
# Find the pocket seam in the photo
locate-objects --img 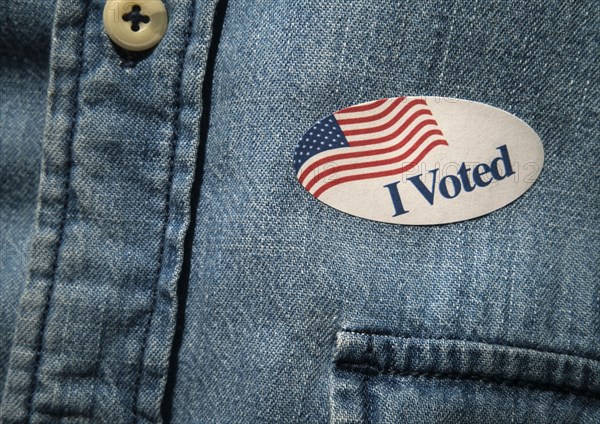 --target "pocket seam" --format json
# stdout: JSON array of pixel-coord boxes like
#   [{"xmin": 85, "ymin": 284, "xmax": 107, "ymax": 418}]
[
  {"xmin": 335, "ymin": 330, "xmax": 600, "ymax": 401},
  {"xmin": 343, "ymin": 329, "xmax": 600, "ymax": 363},
  {"xmin": 337, "ymin": 362, "xmax": 600, "ymax": 401}
]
